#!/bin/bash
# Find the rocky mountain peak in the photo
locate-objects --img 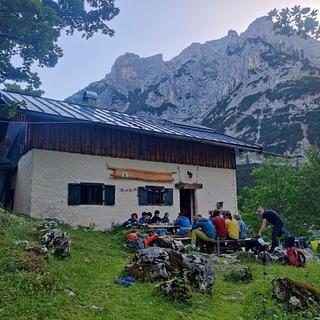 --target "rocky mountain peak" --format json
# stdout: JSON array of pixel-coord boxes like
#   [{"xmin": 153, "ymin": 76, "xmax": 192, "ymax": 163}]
[
  {"xmin": 68, "ymin": 15, "xmax": 320, "ymax": 156},
  {"xmin": 110, "ymin": 53, "xmax": 165, "ymax": 80},
  {"xmin": 241, "ymin": 16, "xmax": 273, "ymax": 38}
]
